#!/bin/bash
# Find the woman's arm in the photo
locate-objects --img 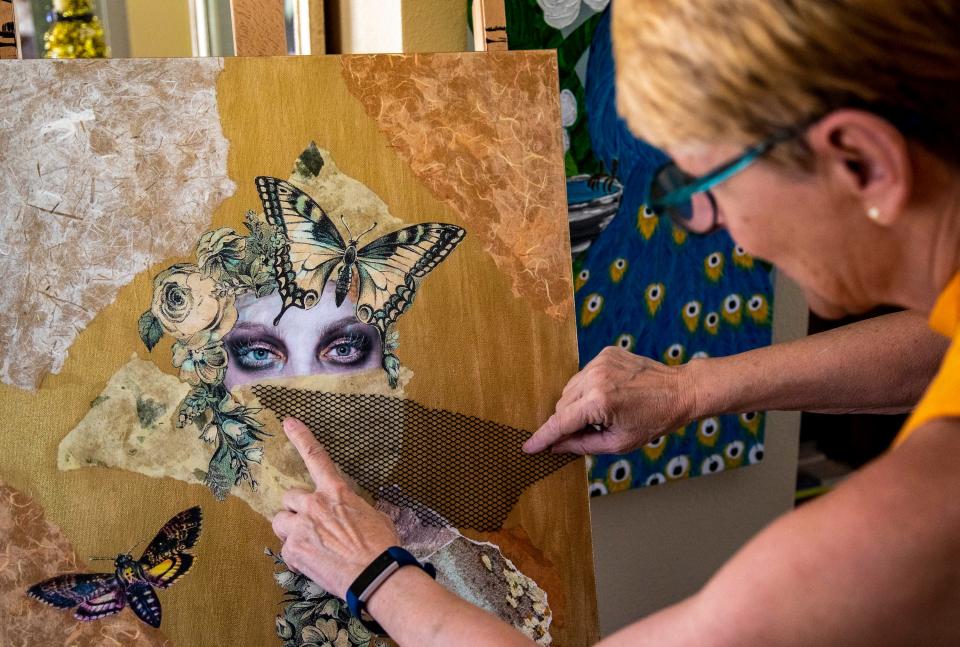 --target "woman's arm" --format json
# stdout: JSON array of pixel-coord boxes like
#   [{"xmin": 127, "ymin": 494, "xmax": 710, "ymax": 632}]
[
  {"xmin": 365, "ymin": 568, "xmax": 535, "ymax": 646},
  {"xmin": 272, "ymin": 418, "xmax": 535, "ymax": 647},
  {"xmin": 599, "ymin": 417, "xmax": 960, "ymax": 646},
  {"xmin": 524, "ymin": 310, "xmax": 946, "ymax": 454},
  {"xmin": 689, "ymin": 309, "xmax": 946, "ymax": 416}
]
